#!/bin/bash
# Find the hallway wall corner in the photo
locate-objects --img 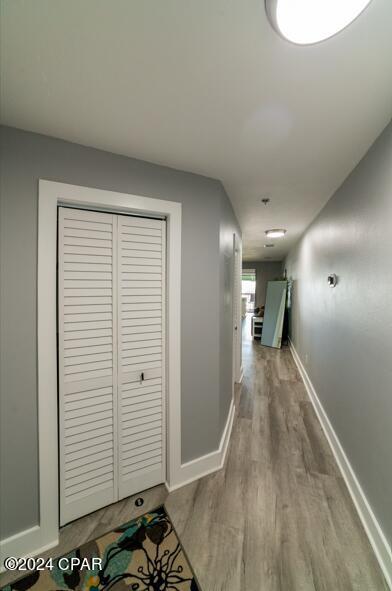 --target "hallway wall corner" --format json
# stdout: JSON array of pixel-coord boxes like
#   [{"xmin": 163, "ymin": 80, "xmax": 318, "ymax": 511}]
[{"xmin": 167, "ymin": 397, "xmax": 235, "ymax": 493}]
